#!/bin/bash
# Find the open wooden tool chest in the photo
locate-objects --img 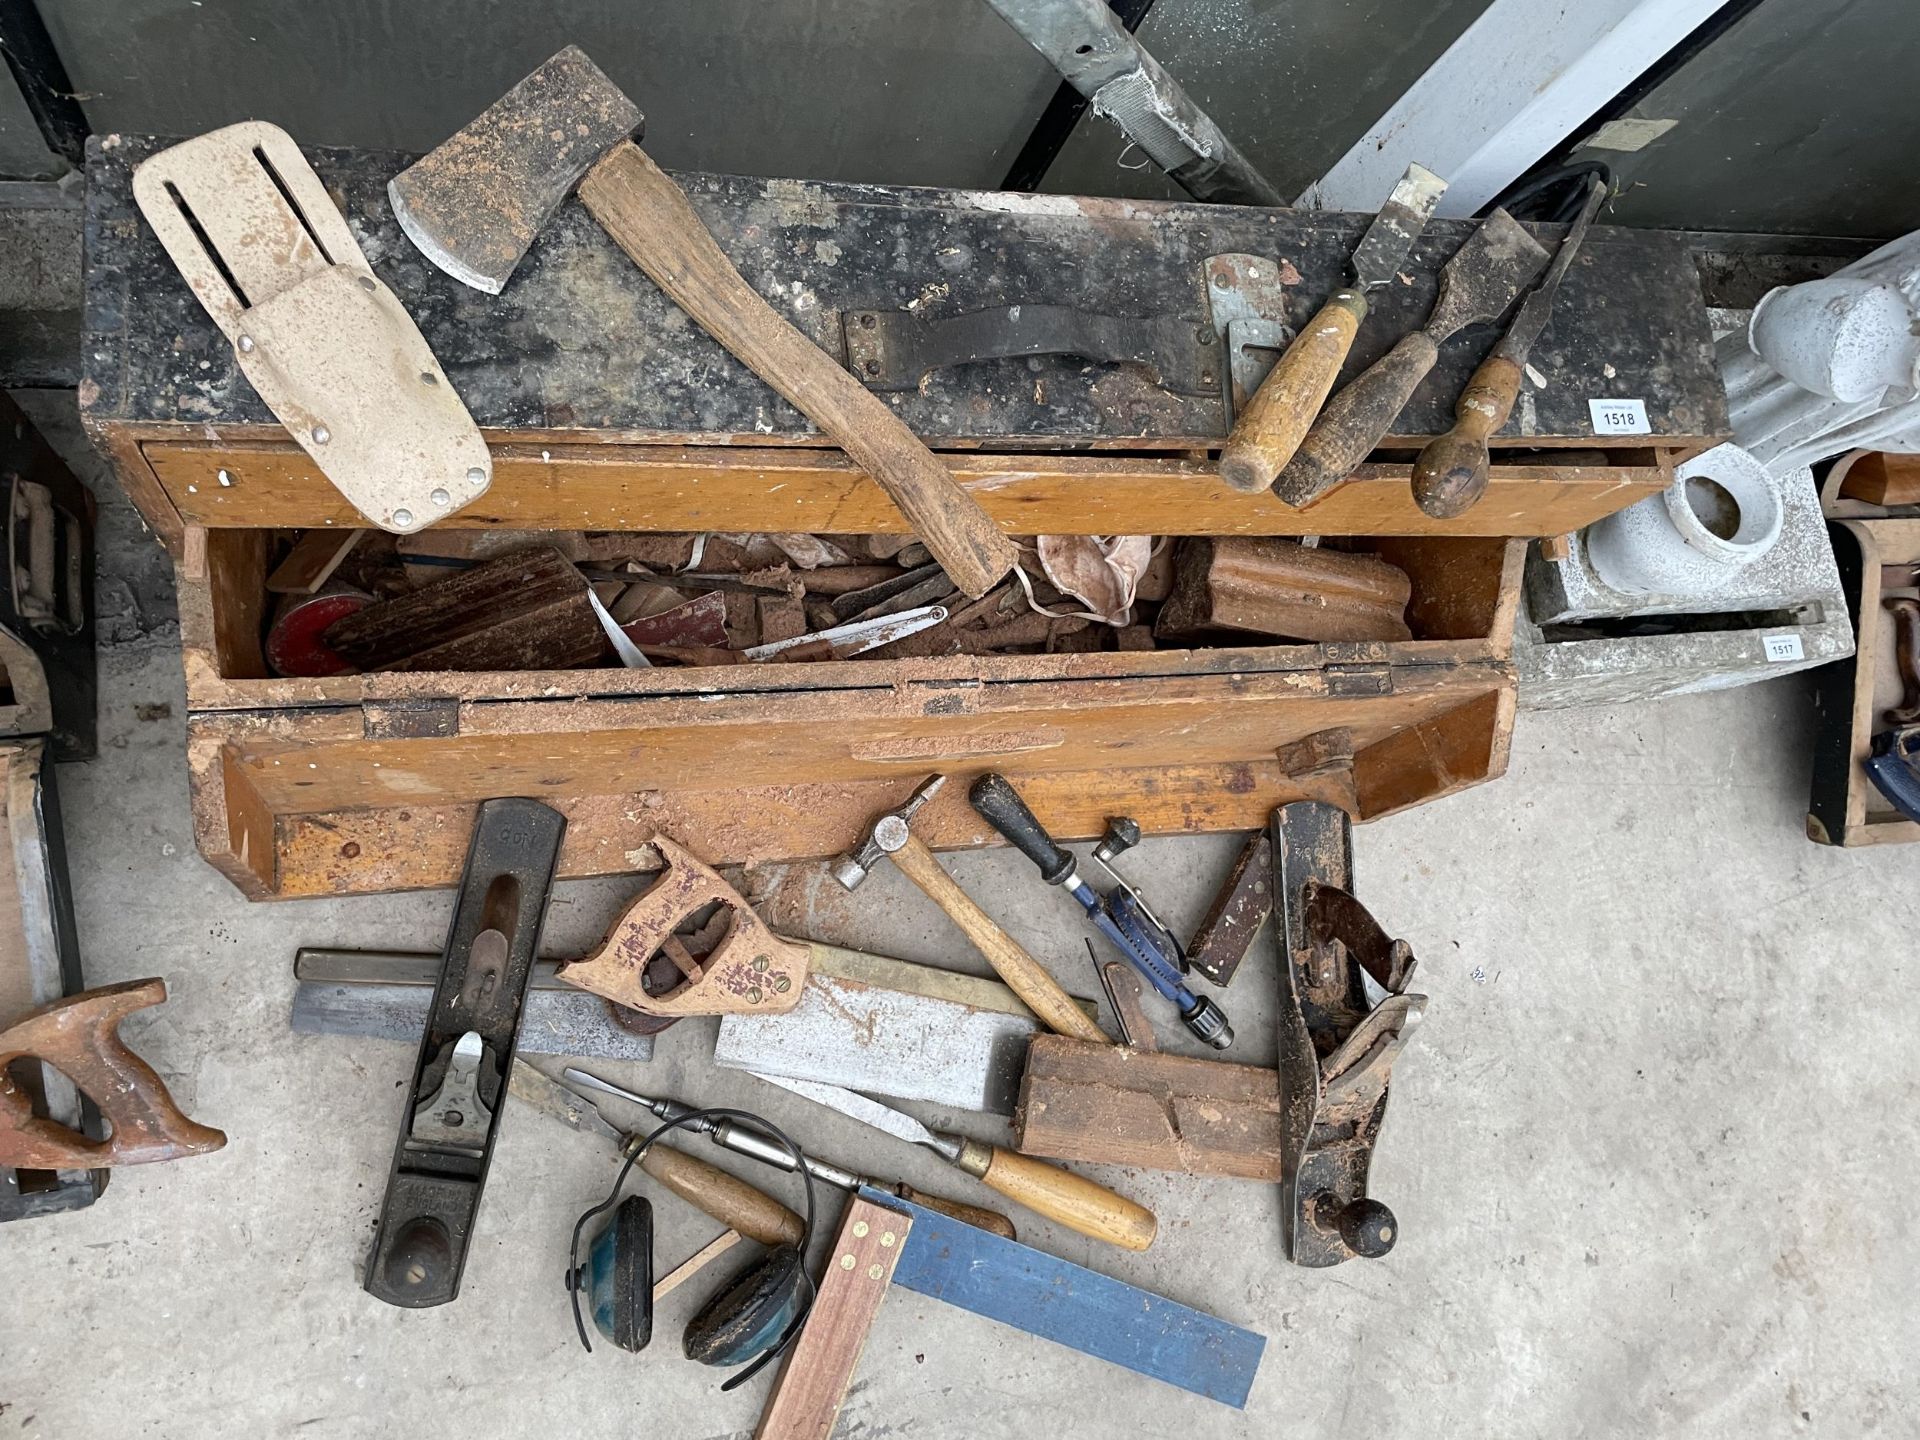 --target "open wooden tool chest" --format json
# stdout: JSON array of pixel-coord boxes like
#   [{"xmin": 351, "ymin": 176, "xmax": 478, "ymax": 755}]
[
  {"xmin": 82, "ymin": 138, "xmax": 1727, "ymax": 899},
  {"xmin": 1810, "ymin": 452, "xmax": 1920, "ymax": 847}
]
